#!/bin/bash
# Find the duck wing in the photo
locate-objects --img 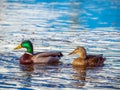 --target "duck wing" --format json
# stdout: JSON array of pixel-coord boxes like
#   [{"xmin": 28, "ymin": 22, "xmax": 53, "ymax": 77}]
[
  {"xmin": 34, "ymin": 52, "xmax": 63, "ymax": 57},
  {"xmin": 86, "ymin": 54, "xmax": 105, "ymax": 67},
  {"xmin": 32, "ymin": 52, "xmax": 63, "ymax": 64}
]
